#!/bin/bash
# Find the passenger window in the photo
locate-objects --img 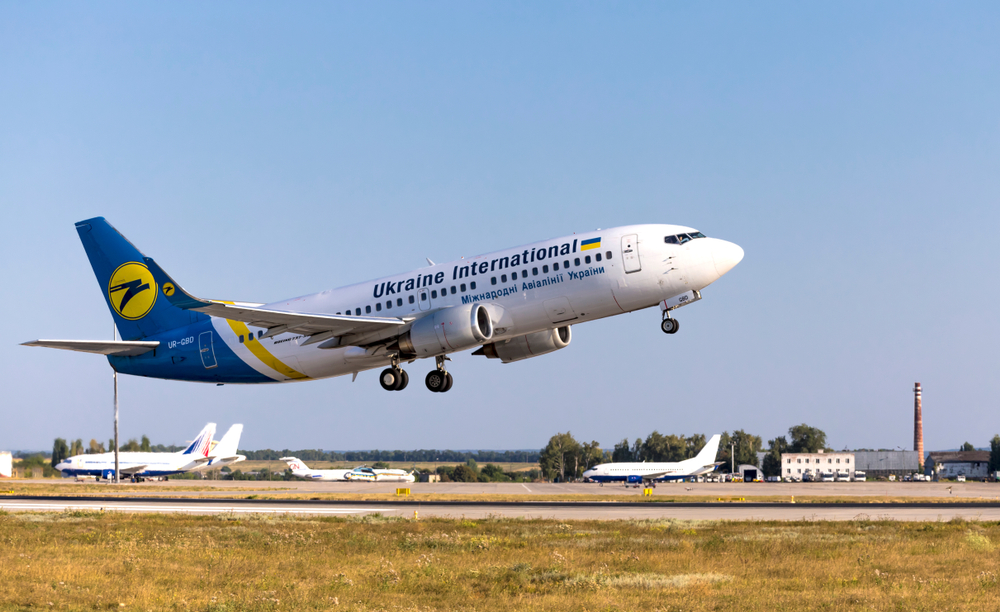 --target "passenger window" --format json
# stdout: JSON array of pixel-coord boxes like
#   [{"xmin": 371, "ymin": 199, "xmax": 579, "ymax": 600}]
[
  {"xmin": 553, "ymin": 262, "xmax": 559, "ymax": 271},
  {"xmin": 585, "ymin": 255, "xmax": 591, "ymax": 264},
  {"xmin": 460, "ymin": 283, "xmax": 466, "ymax": 292},
  {"xmin": 595, "ymin": 253, "xmax": 602, "ymax": 262},
  {"xmin": 365, "ymin": 305, "xmax": 372, "ymax": 314},
  {"xmin": 376, "ymin": 303, "xmax": 382, "ymax": 312},
  {"xmin": 574, "ymin": 258, "xmax": 580, "ymax": 266},
  {"xmin": 336, "ymin": 311, "xmax": 341, "ymax": 315},
  {"xmin": 470, "ymin": 281, "xmax": 476, "ymax": 290},
  {"xmin": 501, "ymin": 274, "xmax": 507, "ymax": 283},
  {"xmin": 542, "ymin": 265, "xmax": 549, "ymax": 273},
  {"xmin": 431, "ymin": 290, "xmax": 437, "ymax": 299},
  {"xmin": 512, "ymin": 272, "xmax": 517, "ymax": 280},
  {"xmin": 239, "ymin": 335, "xmax": 244, "ymax": 343},
  {"xmin": 355, "ymin": 308, "xmax": 361, "ymax": 316},
  {"xmin": 419, "ymin": 293, "xmax": 426, "ymax": 302},
  {"xmin": 247, "ymin": 334, "xmax": 253, "ymax": 342},
  {"xmin": 530, "ymin": 267, "xmax": 536, "ymax": 276},
  {"xmin": 258, "ymin": 330, "xmax": 263, "ymax": 338},
  {"xmin": 491, "ymin": 277, "xmax": 497, "ymax": 285},
  {"xmin": 564, "ymin": 260, "xmax": 569, "ymax": 268},
  {"xmin": 409, "ymin": 295, "xmax": 415, "ymax": 304},
  {"xmin": 386, "ymin": 301, "xmax": 392, "ymax": 309},
  {"xmin": 606, "ymin": 251, "xmax": 612, "ymax": 259},
  {"xmin": 450, "ymin": 286, "xmax": 456, "ymax": 294},
  {"xmin": 397, "ymin": 298, "xmax": 403, "ymax": 307}
]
